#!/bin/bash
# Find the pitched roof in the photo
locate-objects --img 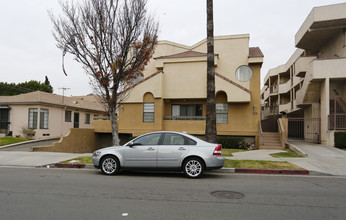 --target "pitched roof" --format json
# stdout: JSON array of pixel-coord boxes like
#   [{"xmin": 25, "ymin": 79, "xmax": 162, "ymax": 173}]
[
  {"xmin": 156, "ymin": 48, "xmax": 263, "ymax": 59},
  {"xmin": 249, "ymin": 47, "xmax": 264, "ymax": 58},
  {"xmin": 0, "ymin": 91, "xmax": 106, "ymax": 112},
  {"xmin": 155, "ymin": 51, "xmax": 208, "ymax": 59}
]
